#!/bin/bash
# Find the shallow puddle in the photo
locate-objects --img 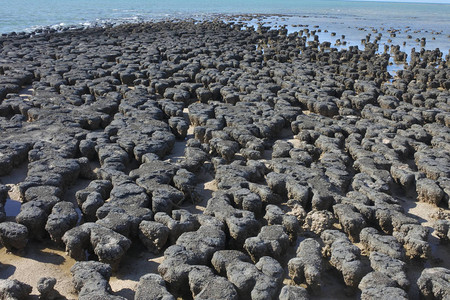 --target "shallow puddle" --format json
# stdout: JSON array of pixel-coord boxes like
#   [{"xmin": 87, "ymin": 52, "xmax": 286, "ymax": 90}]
[{"xmin": 4, "ymin": 198, "xmax": 21, "ymax": 217}]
